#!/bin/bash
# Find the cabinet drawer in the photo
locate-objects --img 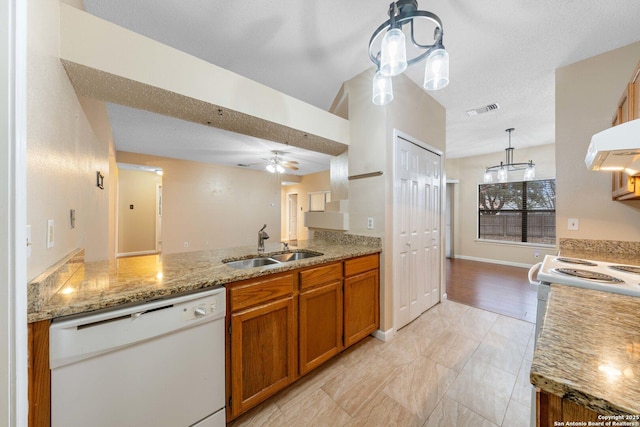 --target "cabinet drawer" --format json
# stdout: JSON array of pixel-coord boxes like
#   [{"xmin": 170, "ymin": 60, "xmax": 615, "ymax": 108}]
[
  {"xmin": 299, "ymin": 263, "xmax": 342, "ymax": 291},
  {"xmin": 344, "ymin": 254, "xmax": 379, "ymax": 277},
  {"xmin": 229, "ymin": 273, "xmax": 294, "ymax": 312}
]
